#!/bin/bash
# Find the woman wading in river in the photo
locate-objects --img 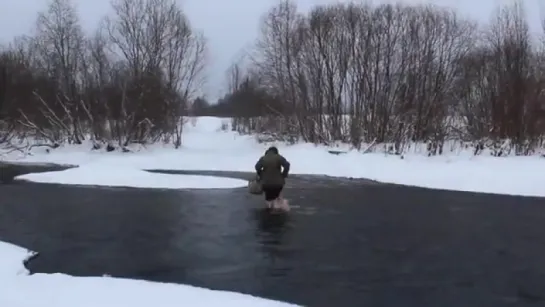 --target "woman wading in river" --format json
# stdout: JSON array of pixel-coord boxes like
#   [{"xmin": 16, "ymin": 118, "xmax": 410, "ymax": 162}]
[{"xmin": 254, "ymin": 146, "xmax": 291, "ymax": 212}]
